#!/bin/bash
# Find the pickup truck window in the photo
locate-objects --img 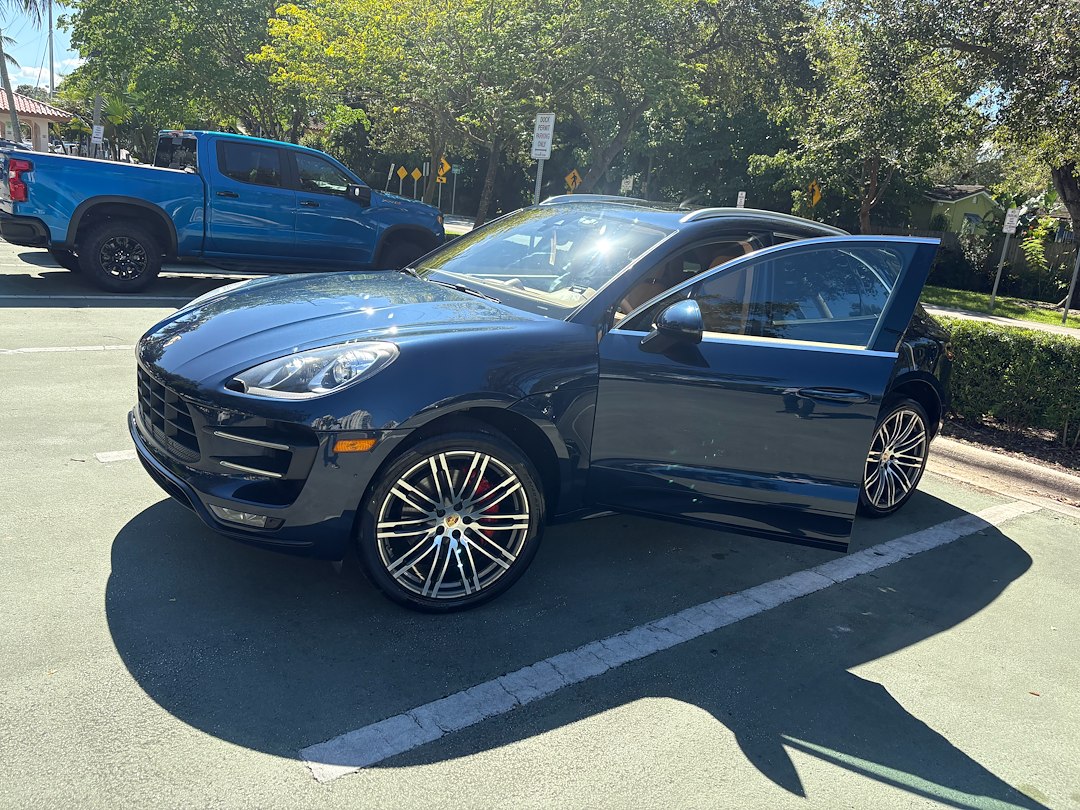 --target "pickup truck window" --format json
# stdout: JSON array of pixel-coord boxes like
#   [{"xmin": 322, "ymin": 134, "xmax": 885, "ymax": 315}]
[
  {"xmin": 154, "ymin": 135, "xmax": 198, "ymax": 170},
  {"xmin": 217, "ymin": 141, "xmax": 283, "ymax": 188},
  {"xmin": 295, "ymin": 153, "xmax": 350, "ymax": 195}
]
